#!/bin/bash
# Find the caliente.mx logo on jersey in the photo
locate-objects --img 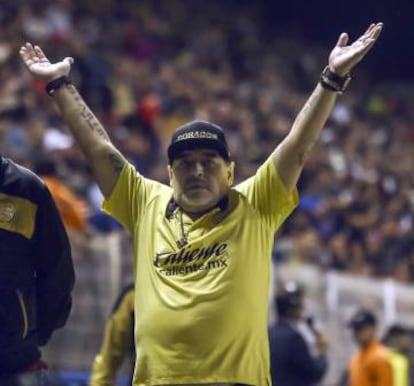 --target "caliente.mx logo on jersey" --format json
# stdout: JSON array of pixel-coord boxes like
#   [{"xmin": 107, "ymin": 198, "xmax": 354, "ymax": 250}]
[{"xmin": 154, "ymin": 241, "xmax": 228, "ymax": 276}]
